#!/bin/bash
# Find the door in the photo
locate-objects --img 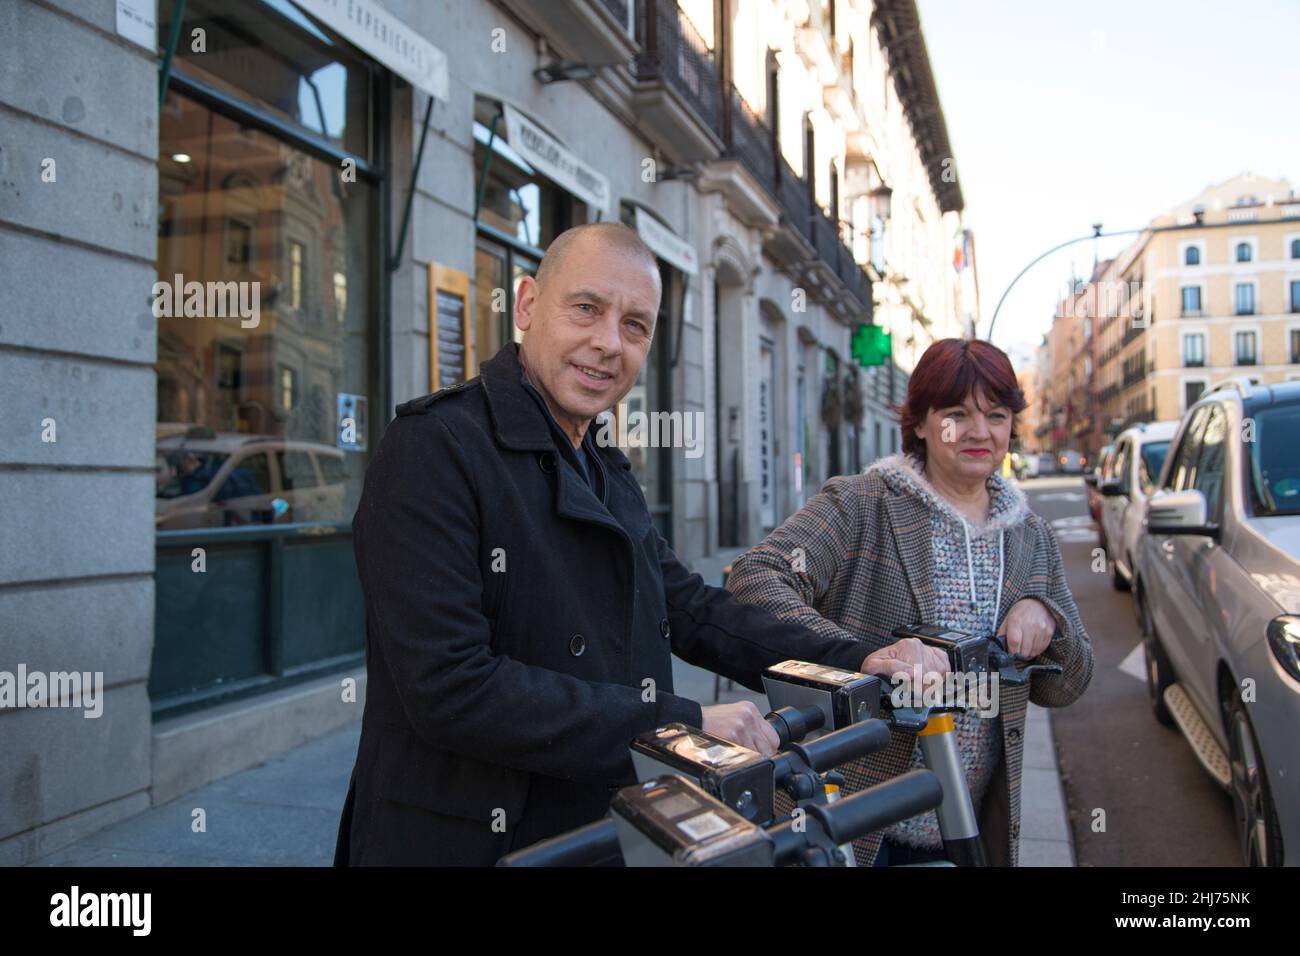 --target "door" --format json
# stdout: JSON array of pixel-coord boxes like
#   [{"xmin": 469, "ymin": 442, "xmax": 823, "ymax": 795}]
[
  {"xmin": 1177, "ymin": 404, "xmax": 1228, "ymax": 717},
  {"xmin": 758, "ymin": 340, "xmax": 777, "ymax": 529},
  {"xmin": 1103, "ymin": 438, "xmax": 1129, "ymax": 563},
  {"xmin": 1146, "ymin": 406, "xmax": 1209, "ymax": 685}
]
